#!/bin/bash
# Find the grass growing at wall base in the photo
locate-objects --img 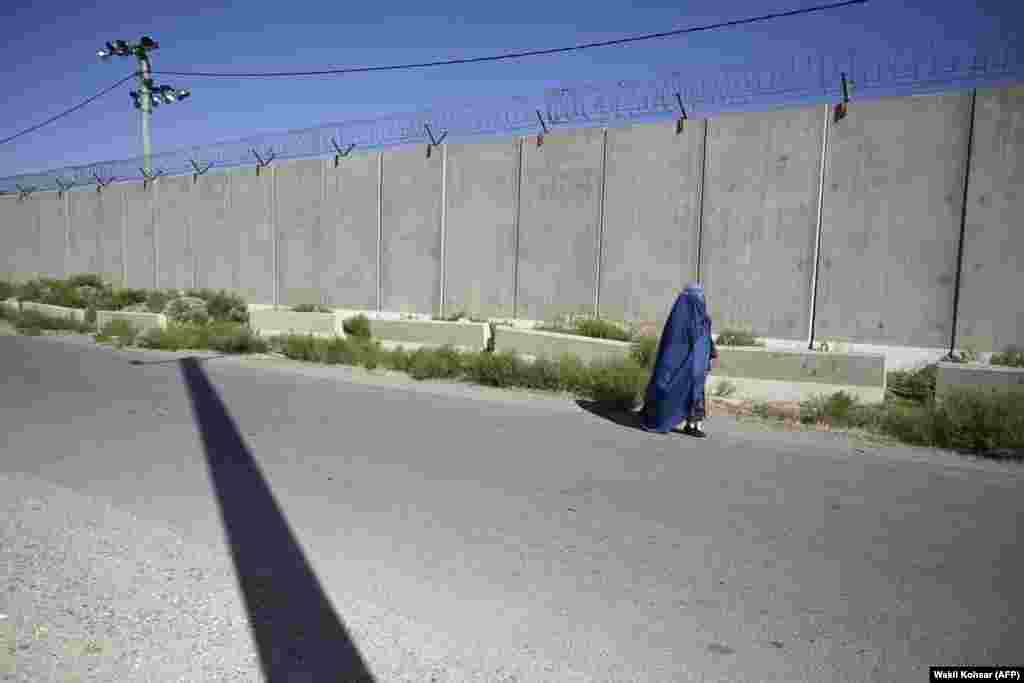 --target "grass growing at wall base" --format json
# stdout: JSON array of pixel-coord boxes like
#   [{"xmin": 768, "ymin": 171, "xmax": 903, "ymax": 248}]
[
  {"xmin": 136, "ymin": 322, "xmax": 268, "ymax": 353},
  {"xmin": 267, "ymin": 333, "xmax": 648, "ymax": 409},
  {"xmin": 0, "ymin": 306, "xmax": 95, "ymax": 335},
  {"xmin": 800, "ymin": 387, "xmax": 1024, "ymax": 456},
  {"xmin": 266, "ymin": 331, "xmax": 1024, "ymax": 457},
  {"xmin": 715, "ymin": 328, "xmax": 765, "ymax": 347},
  {"xmin": 991, "ymin": 346, "xmax": 1024, "ymax": 368},
  {"xmin": 5, "ymin": 276, "xmax": 1019, "ymax": 457},
  {"xmin": 535, "ymin": 317, "xmax": 633, "ymax": 342}
]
